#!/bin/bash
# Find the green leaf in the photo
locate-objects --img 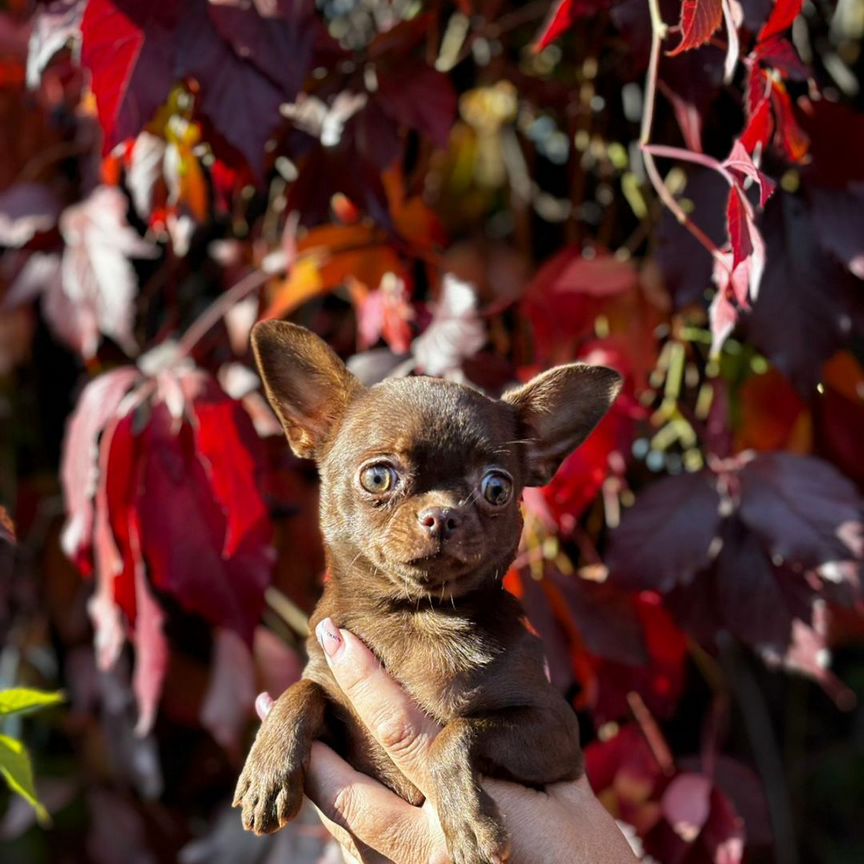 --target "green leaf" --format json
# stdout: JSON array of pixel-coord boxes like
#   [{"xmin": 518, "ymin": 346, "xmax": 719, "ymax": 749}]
[
  {"xmin": 0, "ymin": 733, "xmax": 49, "ymax": 825},
  {"xmin": 0, "ymin": 688, "xmax": 65, "ymax": 718}
]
